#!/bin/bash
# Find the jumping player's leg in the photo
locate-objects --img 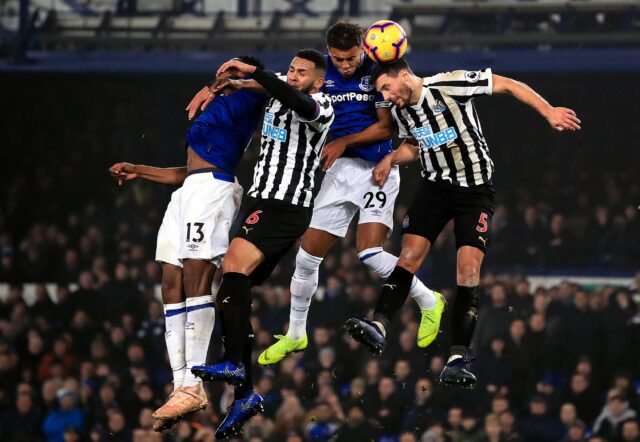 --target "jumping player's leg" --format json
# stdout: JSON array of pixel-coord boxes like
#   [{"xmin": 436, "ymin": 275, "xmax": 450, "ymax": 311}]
[
  {"xmin": 355, "ymin": 222, "xmax": 437, "ymax": 312},
  {"xmin": 219, "ymin": 237, "xmax": 265, "ymax": 366},
  {"xmin": 439, "ymin": 184, "xmax": 494, "ymax": 388},
  {"xmin": 371, "ymin": 234, "xmax": 432, "ymax": 333},
  {"xmin": 160, "ymin": 263, "xmax": 187, "ymax": 389},
  {"xmin": 344, "ymin": 177, "xmax": 451, "ymax": 354},
  {"xmin": 181, "ymin": 259, "xmax": 217, "ymax": 388},
  {"xmin": 344, "ymin": 233, "xmax": 432, "ymax": 355},
  {"xmin": 154, "ymin": 174, "xmax": 242, "ymax": 420},
  {"xmin": 257, "ymin": 228, "xmax": 333, "ymax": 365},
  {"xmin": 289, "ymin": 228, "xmax": 336, "ymax": 339},
  {"xmin": 450, "ymin": 246, "xmax": 484, "ymax": 360}
]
